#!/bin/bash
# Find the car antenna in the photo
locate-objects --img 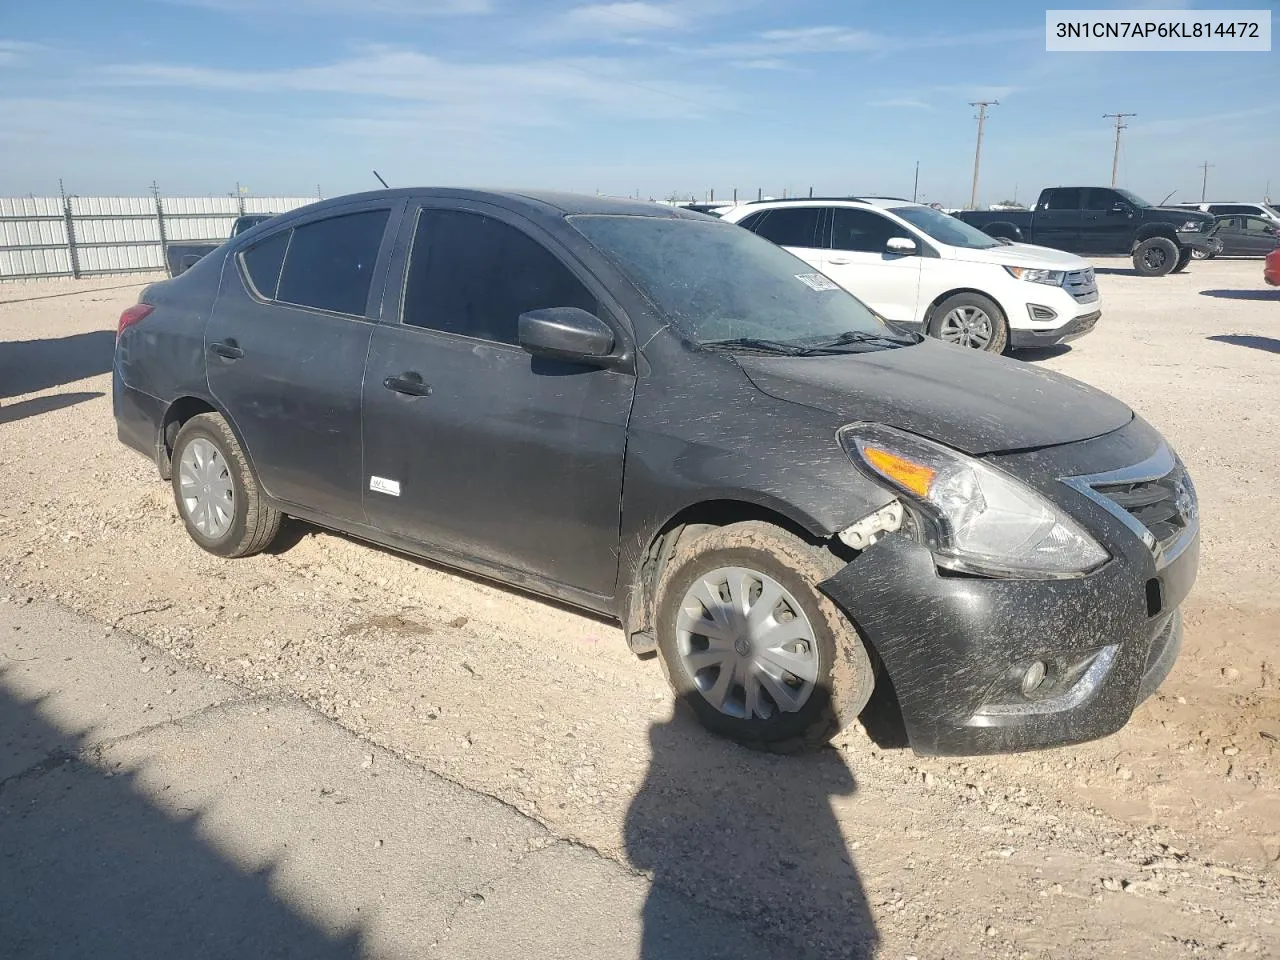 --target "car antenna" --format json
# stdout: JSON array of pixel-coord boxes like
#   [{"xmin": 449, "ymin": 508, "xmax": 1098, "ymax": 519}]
[
  {"xmin": 1158, "ymin": 189, "xmax": 1175, "ymax": 205},
  {"xmin": 373, "ymin": 170, "xmax": 390, "ymax": 189}
]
